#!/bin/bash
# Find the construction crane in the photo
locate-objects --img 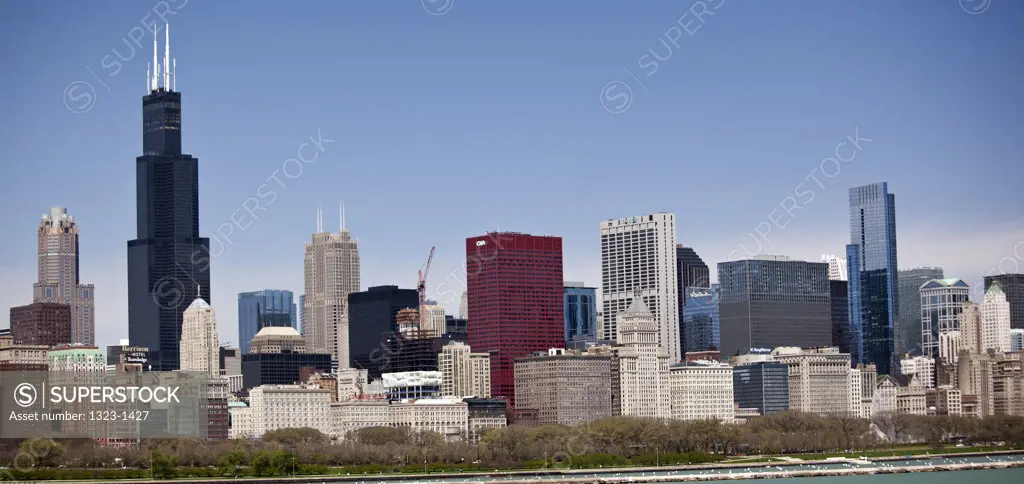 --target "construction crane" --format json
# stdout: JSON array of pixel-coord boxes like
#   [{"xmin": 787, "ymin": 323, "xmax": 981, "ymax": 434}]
[{"xmin": 417, "ymin": 246, "xmax": 436, "ymax": 330}]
